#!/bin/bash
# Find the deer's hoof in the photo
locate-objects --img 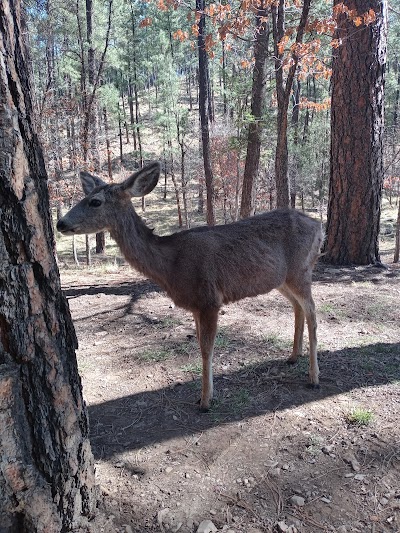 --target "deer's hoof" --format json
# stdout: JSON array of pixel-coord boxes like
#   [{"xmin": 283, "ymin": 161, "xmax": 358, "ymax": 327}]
[
  {"xmin": 286, "ymin": 354, "xmax": 301, "ymax": 365},
  {"xmin": 306, "ymin": 382, "xmax": 320, "ymax": 390},
  {"xmin": 197, "ymin": 398, "xmax": 211, "ymax": 412}
]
